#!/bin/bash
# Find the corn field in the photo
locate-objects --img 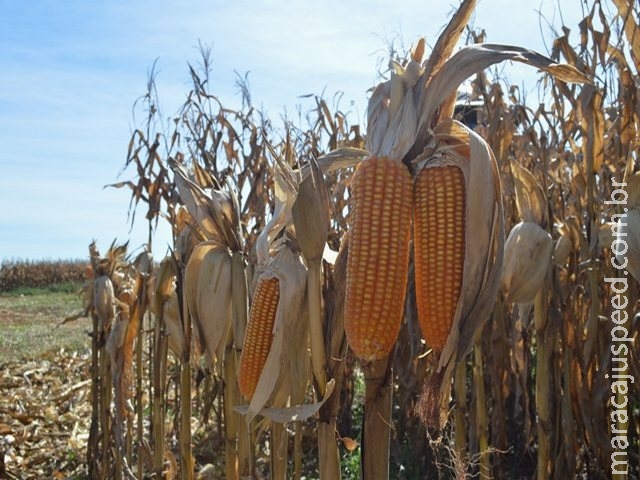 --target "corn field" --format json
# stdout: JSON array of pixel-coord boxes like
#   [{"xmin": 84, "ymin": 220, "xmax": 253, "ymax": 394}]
[
  {"xmin": 0, "ymin": 259, "xmax": 85, "ymax": 292},
  {"xmin": 79, "ymin": 0, "xmax": 639, "ymax": 478}
]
